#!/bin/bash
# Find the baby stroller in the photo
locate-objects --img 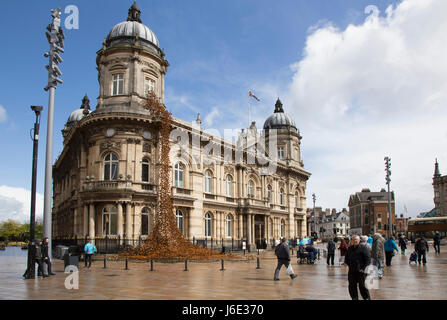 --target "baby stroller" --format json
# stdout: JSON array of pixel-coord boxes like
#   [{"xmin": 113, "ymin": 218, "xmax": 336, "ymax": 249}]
[{"xmin": 409, "ymin": 251, "xmax": 418, "ymax": 264}]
